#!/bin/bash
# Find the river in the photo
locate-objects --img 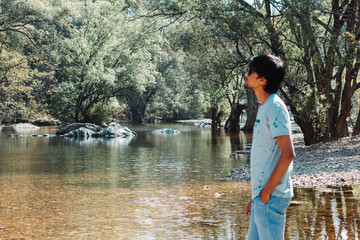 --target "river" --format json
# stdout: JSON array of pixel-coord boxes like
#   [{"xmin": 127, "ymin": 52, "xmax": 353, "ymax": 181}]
[{"xmin": 0, "ymin": 123, "xmax": 359, "ymax": 239}]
